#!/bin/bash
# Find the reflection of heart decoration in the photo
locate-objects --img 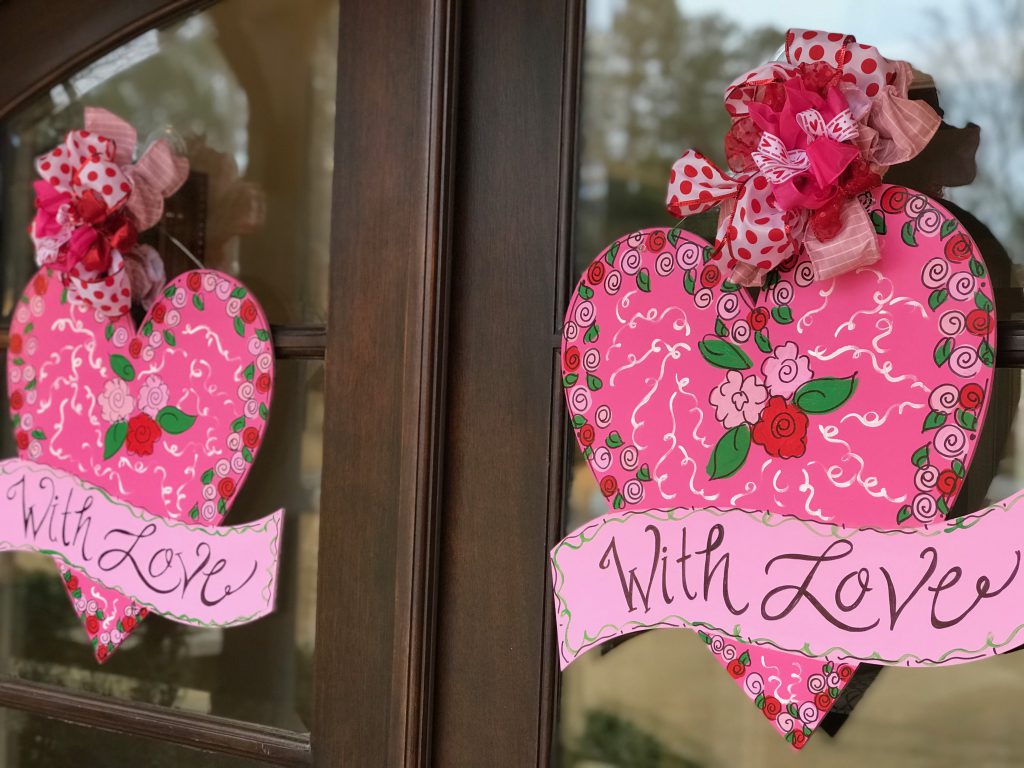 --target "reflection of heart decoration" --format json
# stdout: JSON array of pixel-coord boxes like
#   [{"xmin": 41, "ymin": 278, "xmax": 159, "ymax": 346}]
[
  {"xmin": 7, "ymin": 268, "xmax": 274, "ymax": 662},
  {"xmin": 562, "ymin": 186, "xmax": 995, "ymax": 746}
]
